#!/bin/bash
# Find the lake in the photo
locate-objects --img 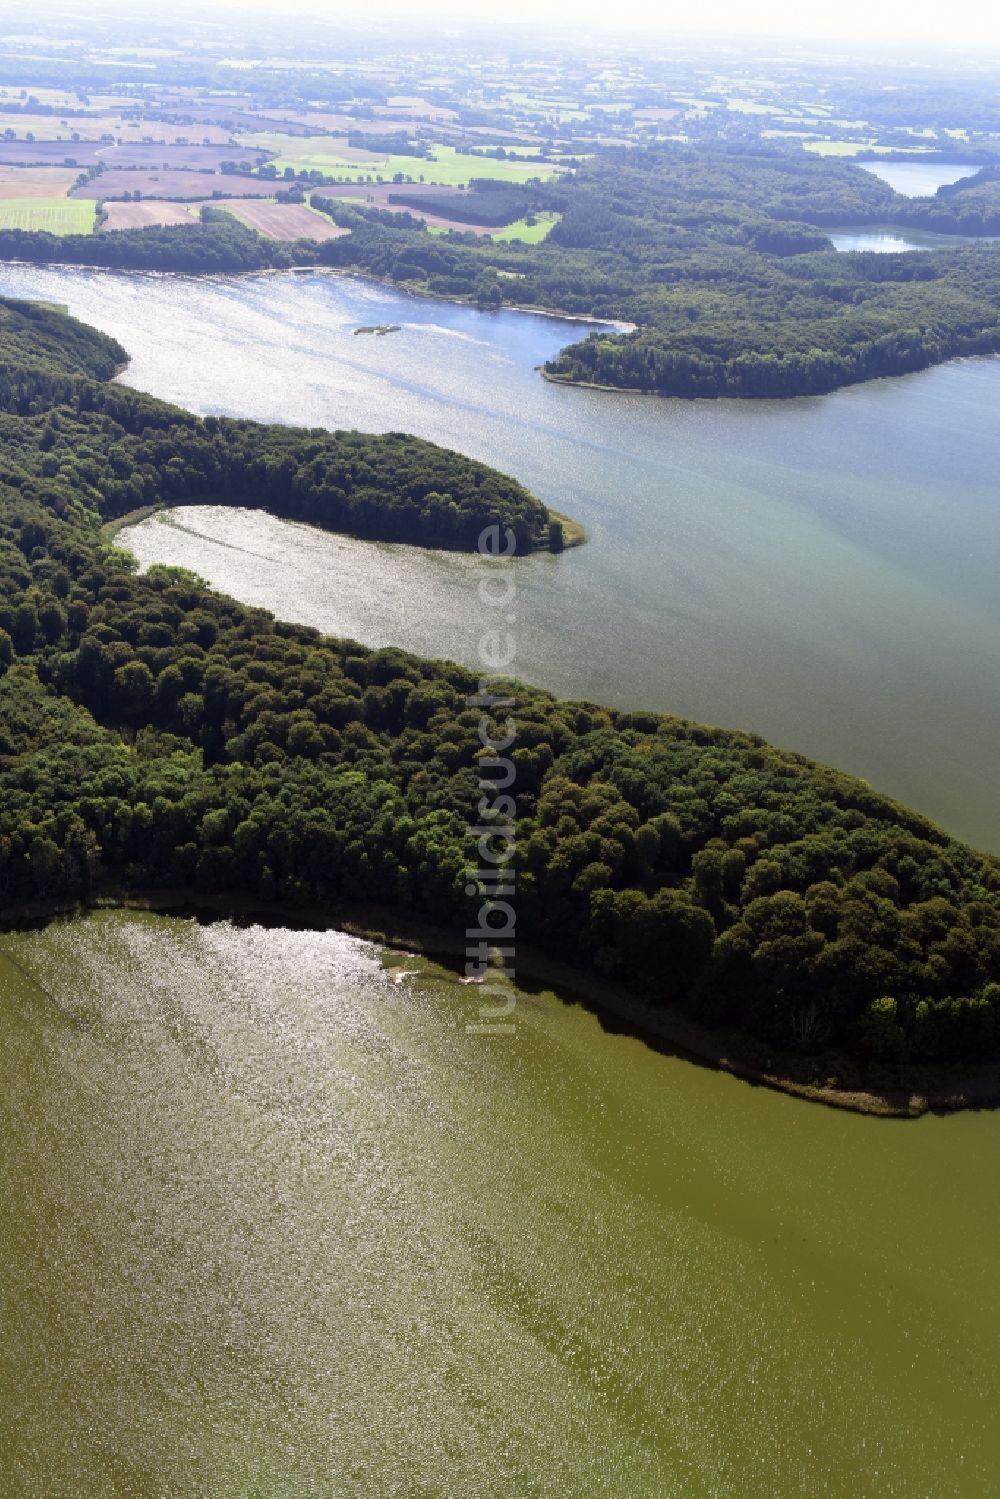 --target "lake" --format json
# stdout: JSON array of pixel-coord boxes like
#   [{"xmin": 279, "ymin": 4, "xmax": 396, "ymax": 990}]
[
  {"xmin": 2, "ymin": 908, "xmax": 998, "ymax": 1496},
  {"xmin": 830, "ymin": 225, "xmax": 1000, "ymax": 252},
  {"xmin": 1, "ymin": 262, "xmax": 997, "ymax": 851},
  {"xmin": 859, "ymin": 159, "xmax": 980, "ymax": 196},
  {"xmin": 3, "ymin": 252, "xmax": 1000, "ymax": 1497}
]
